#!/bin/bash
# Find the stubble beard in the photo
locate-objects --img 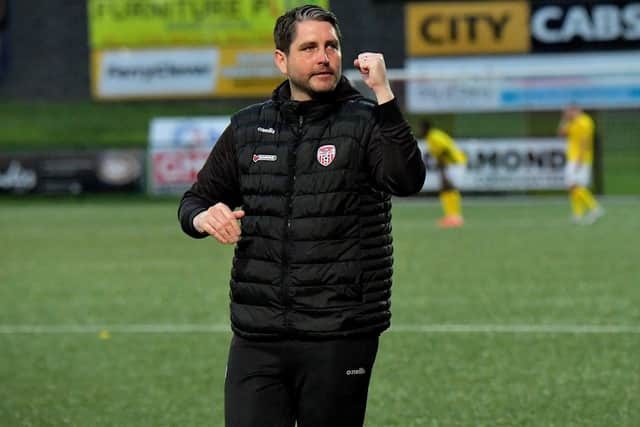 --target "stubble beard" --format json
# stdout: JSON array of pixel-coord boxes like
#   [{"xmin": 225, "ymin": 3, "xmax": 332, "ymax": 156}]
[{"xmin": 289, "ymin": 70, "xmax": 341, "ymax": 100}]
